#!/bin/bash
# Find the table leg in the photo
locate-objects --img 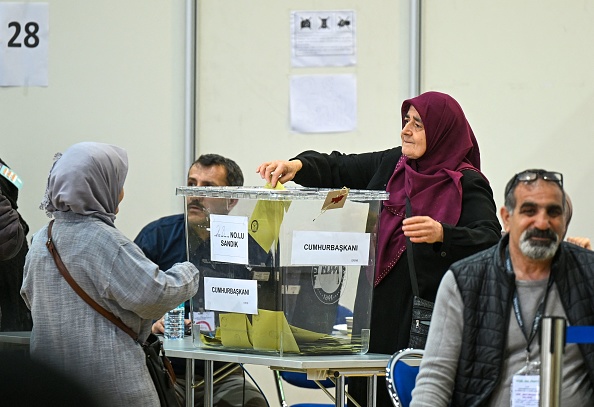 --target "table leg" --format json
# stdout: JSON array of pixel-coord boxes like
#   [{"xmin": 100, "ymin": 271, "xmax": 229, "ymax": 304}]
[
  {"xmin": 204, "ymin": 359, "xmax": 214, "ymax": 407},
  {"xmin": 335, "ymin": 375, "xmax": 346, "ymax": 407},
  {"xmin": 367, "ymin": 374, "xmax": 377, "ymax": 407},
  {"xmin": 185, "ymin": 358, "xmax": 194, "ymax": 407}
]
